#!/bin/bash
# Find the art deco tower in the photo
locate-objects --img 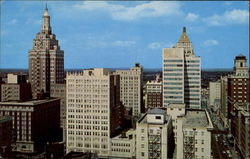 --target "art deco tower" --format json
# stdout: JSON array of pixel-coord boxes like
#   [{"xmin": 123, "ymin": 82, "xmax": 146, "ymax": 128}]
[
  {"xmin": 162, "ymin": 27, "xmax": 201, "ymax": 109},
  {"xmin": 29, "ymin": 6, "xmax": 64, "ymax": 98}
]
